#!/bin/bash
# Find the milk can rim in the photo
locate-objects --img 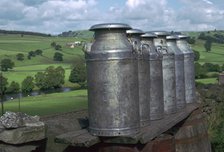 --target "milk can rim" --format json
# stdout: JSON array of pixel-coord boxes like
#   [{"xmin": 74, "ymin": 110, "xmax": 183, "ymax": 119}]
[
  {"xmin": 141, "ymin": 32, "xmax": 157, "ymax": 38},
  {"xmin": 166, "ymin": 35, "xmax": 179, "ymax": 40},
  {"xmin": 150, "ymin": 31, "xmax": 170, "ymax": 36},
  {"xmin": 89, "ymin": 23, "xmax": 132, "ymax": 31},
  {"xmin": 177, "ymin": 34, "xmax": 189, "ymax": 39},
  {"xmin": 126, "ymin": 29, "xmax": 144, "ymax": 35}
]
